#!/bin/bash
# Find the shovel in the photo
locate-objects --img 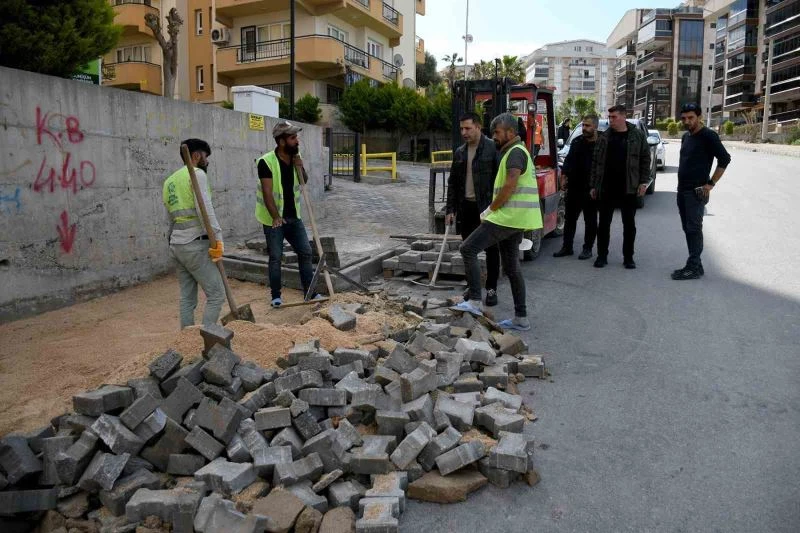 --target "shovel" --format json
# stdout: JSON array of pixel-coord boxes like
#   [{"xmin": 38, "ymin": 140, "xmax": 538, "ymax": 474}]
[
  {"xmin": 405, "ymin": 221, "xmax": 456, "ymax": 290},
  {"xmin": 180, "ymin": 144, "xmax": 255, "ymax": 324}
]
